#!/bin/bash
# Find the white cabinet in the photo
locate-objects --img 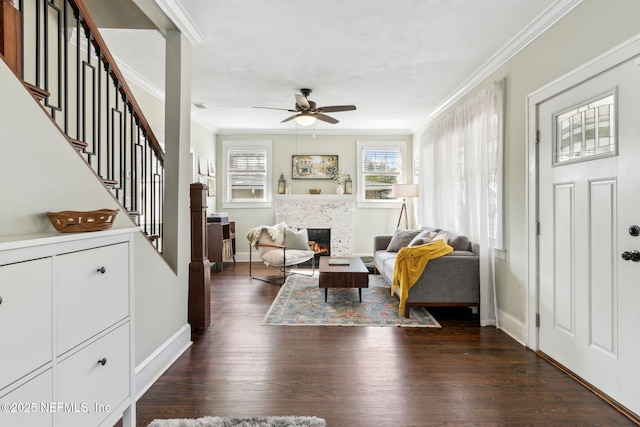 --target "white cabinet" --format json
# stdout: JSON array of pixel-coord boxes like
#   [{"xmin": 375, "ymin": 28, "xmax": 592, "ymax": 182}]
[
  {"xmin": 0, "ymin": 369, "xmax": 54, "ymax": 427},
  {"xmin": 57, "ymin": 243, "xmax": 129, "ymax": 354},
  {"xmin": 58, "ymin": 323, "xmax": 130, "ymax": 427},
  {"xmin": 0, "ymin": 229, "xmax": 136, "ymax": 427},
  {"xmin": 0, "ymin": 258, "xmax": 52, "ymax": 388}
]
